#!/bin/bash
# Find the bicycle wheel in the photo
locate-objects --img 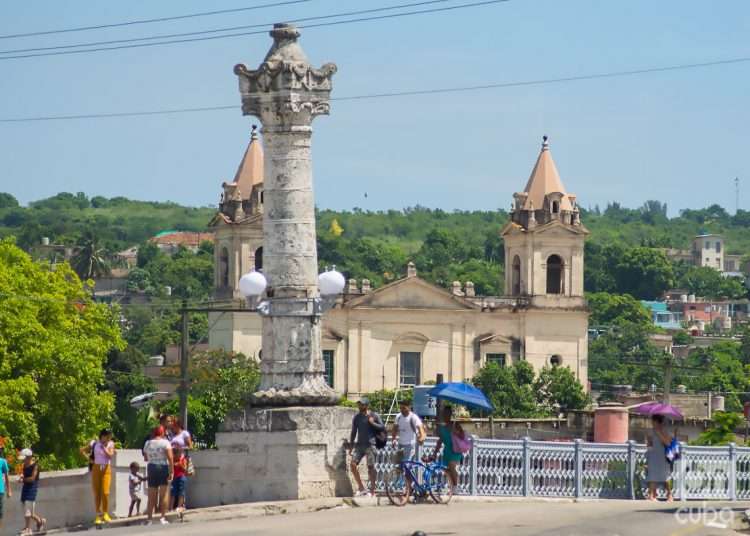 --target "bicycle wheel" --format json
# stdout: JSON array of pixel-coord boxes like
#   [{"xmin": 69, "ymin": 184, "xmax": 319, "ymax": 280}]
[
  {"xmin": 385, "ymin": 467, "xmax": 410, "ymax": 506},
  {"xmin": 428, "ymin": 466, "xmax": 455, "ymax": 505}
]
